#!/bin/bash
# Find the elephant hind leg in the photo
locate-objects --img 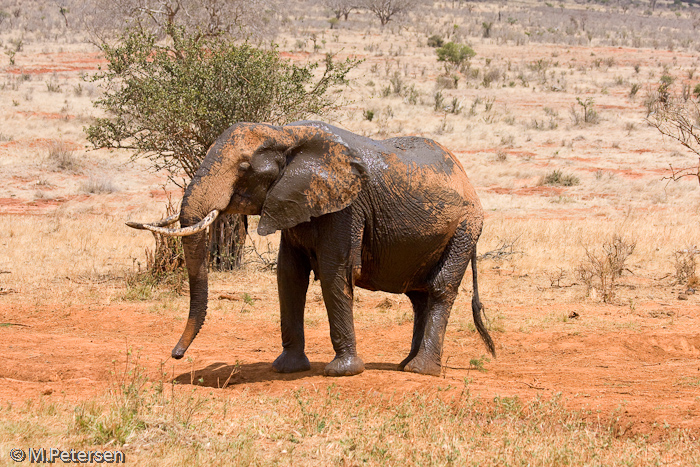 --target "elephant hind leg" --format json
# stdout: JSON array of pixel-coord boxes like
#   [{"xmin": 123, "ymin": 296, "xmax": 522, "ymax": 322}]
[
  {"xmin": 398, "ymin": 291, "xmax": 430, "ymax": 371},
  {"xmin": 402, "ymin": 293, "xmax": 457, "ymax": 376},
  {"xmin": 403, "ymin": 222, "xmax": 475, "ymax": 376}
]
